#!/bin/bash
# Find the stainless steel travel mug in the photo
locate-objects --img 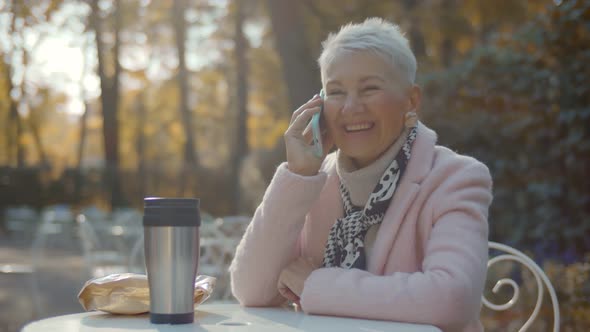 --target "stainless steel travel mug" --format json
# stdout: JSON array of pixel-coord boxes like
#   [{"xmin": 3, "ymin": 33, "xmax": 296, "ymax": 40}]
[{"xmin": 143, "ymin": 197, "xmax": 201, "ymax": 324}]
